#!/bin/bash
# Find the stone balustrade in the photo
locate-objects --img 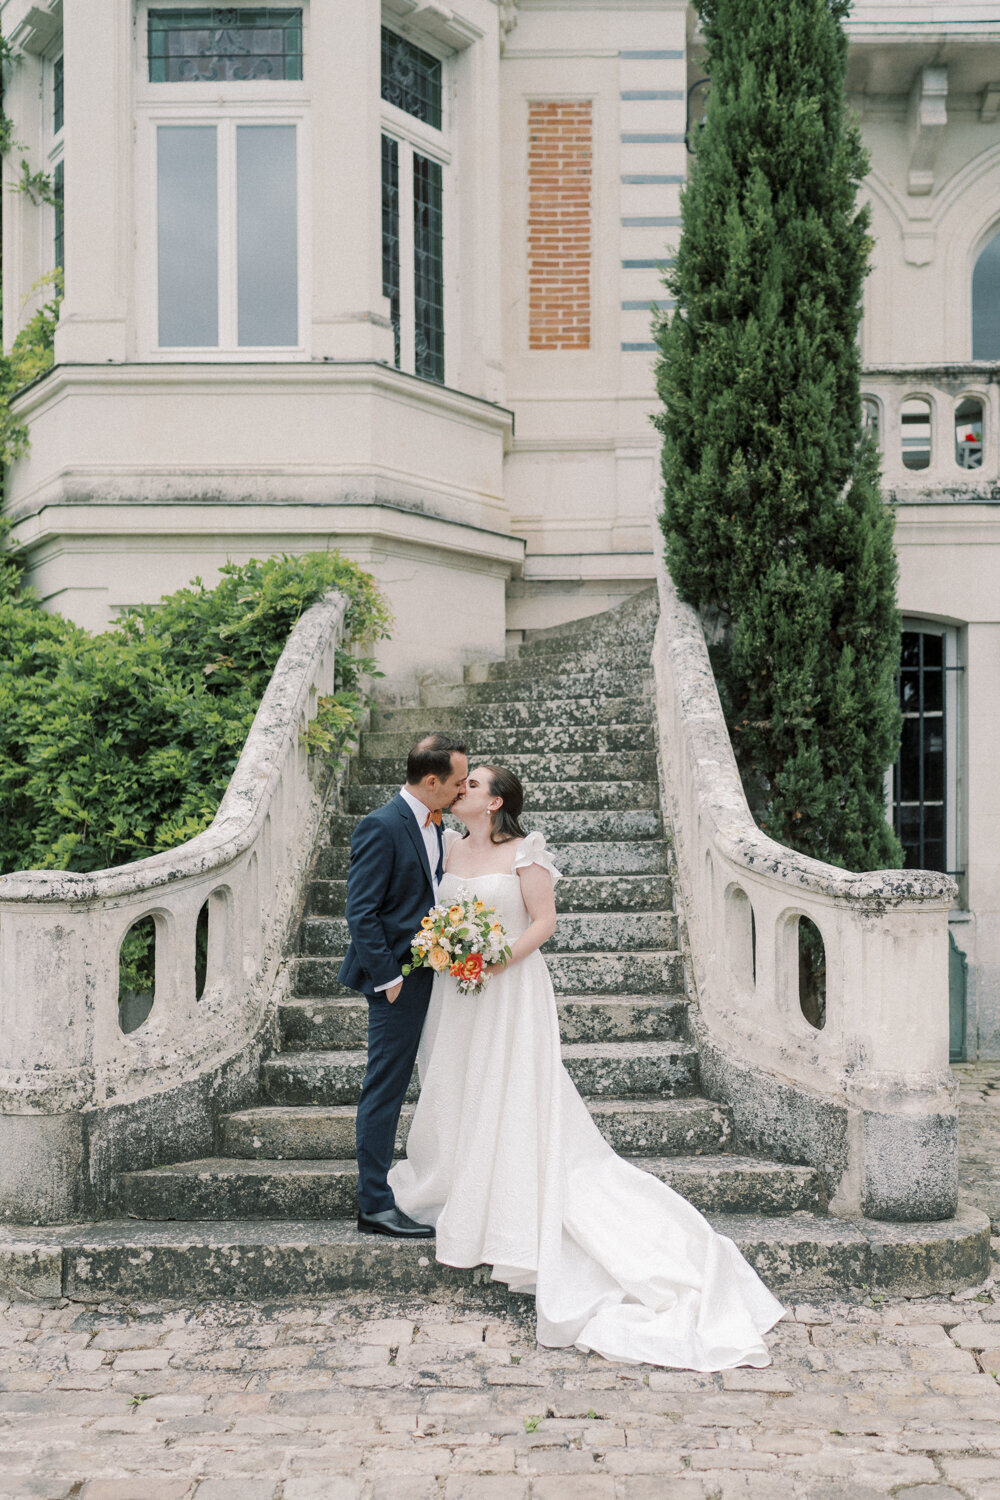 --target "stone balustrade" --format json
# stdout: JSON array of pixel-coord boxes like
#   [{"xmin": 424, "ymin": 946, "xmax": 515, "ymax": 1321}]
[
  {"xmin": 0, "ymin": 592, "xmax": 350, "ymax": 1224},
  {"xmin": 652, "ymin": 544, "xmax": 958, "ymax": 1221},
  {"xmin": 862, "ymin": 364, "xmax": 1000, "ymax": 499}
]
